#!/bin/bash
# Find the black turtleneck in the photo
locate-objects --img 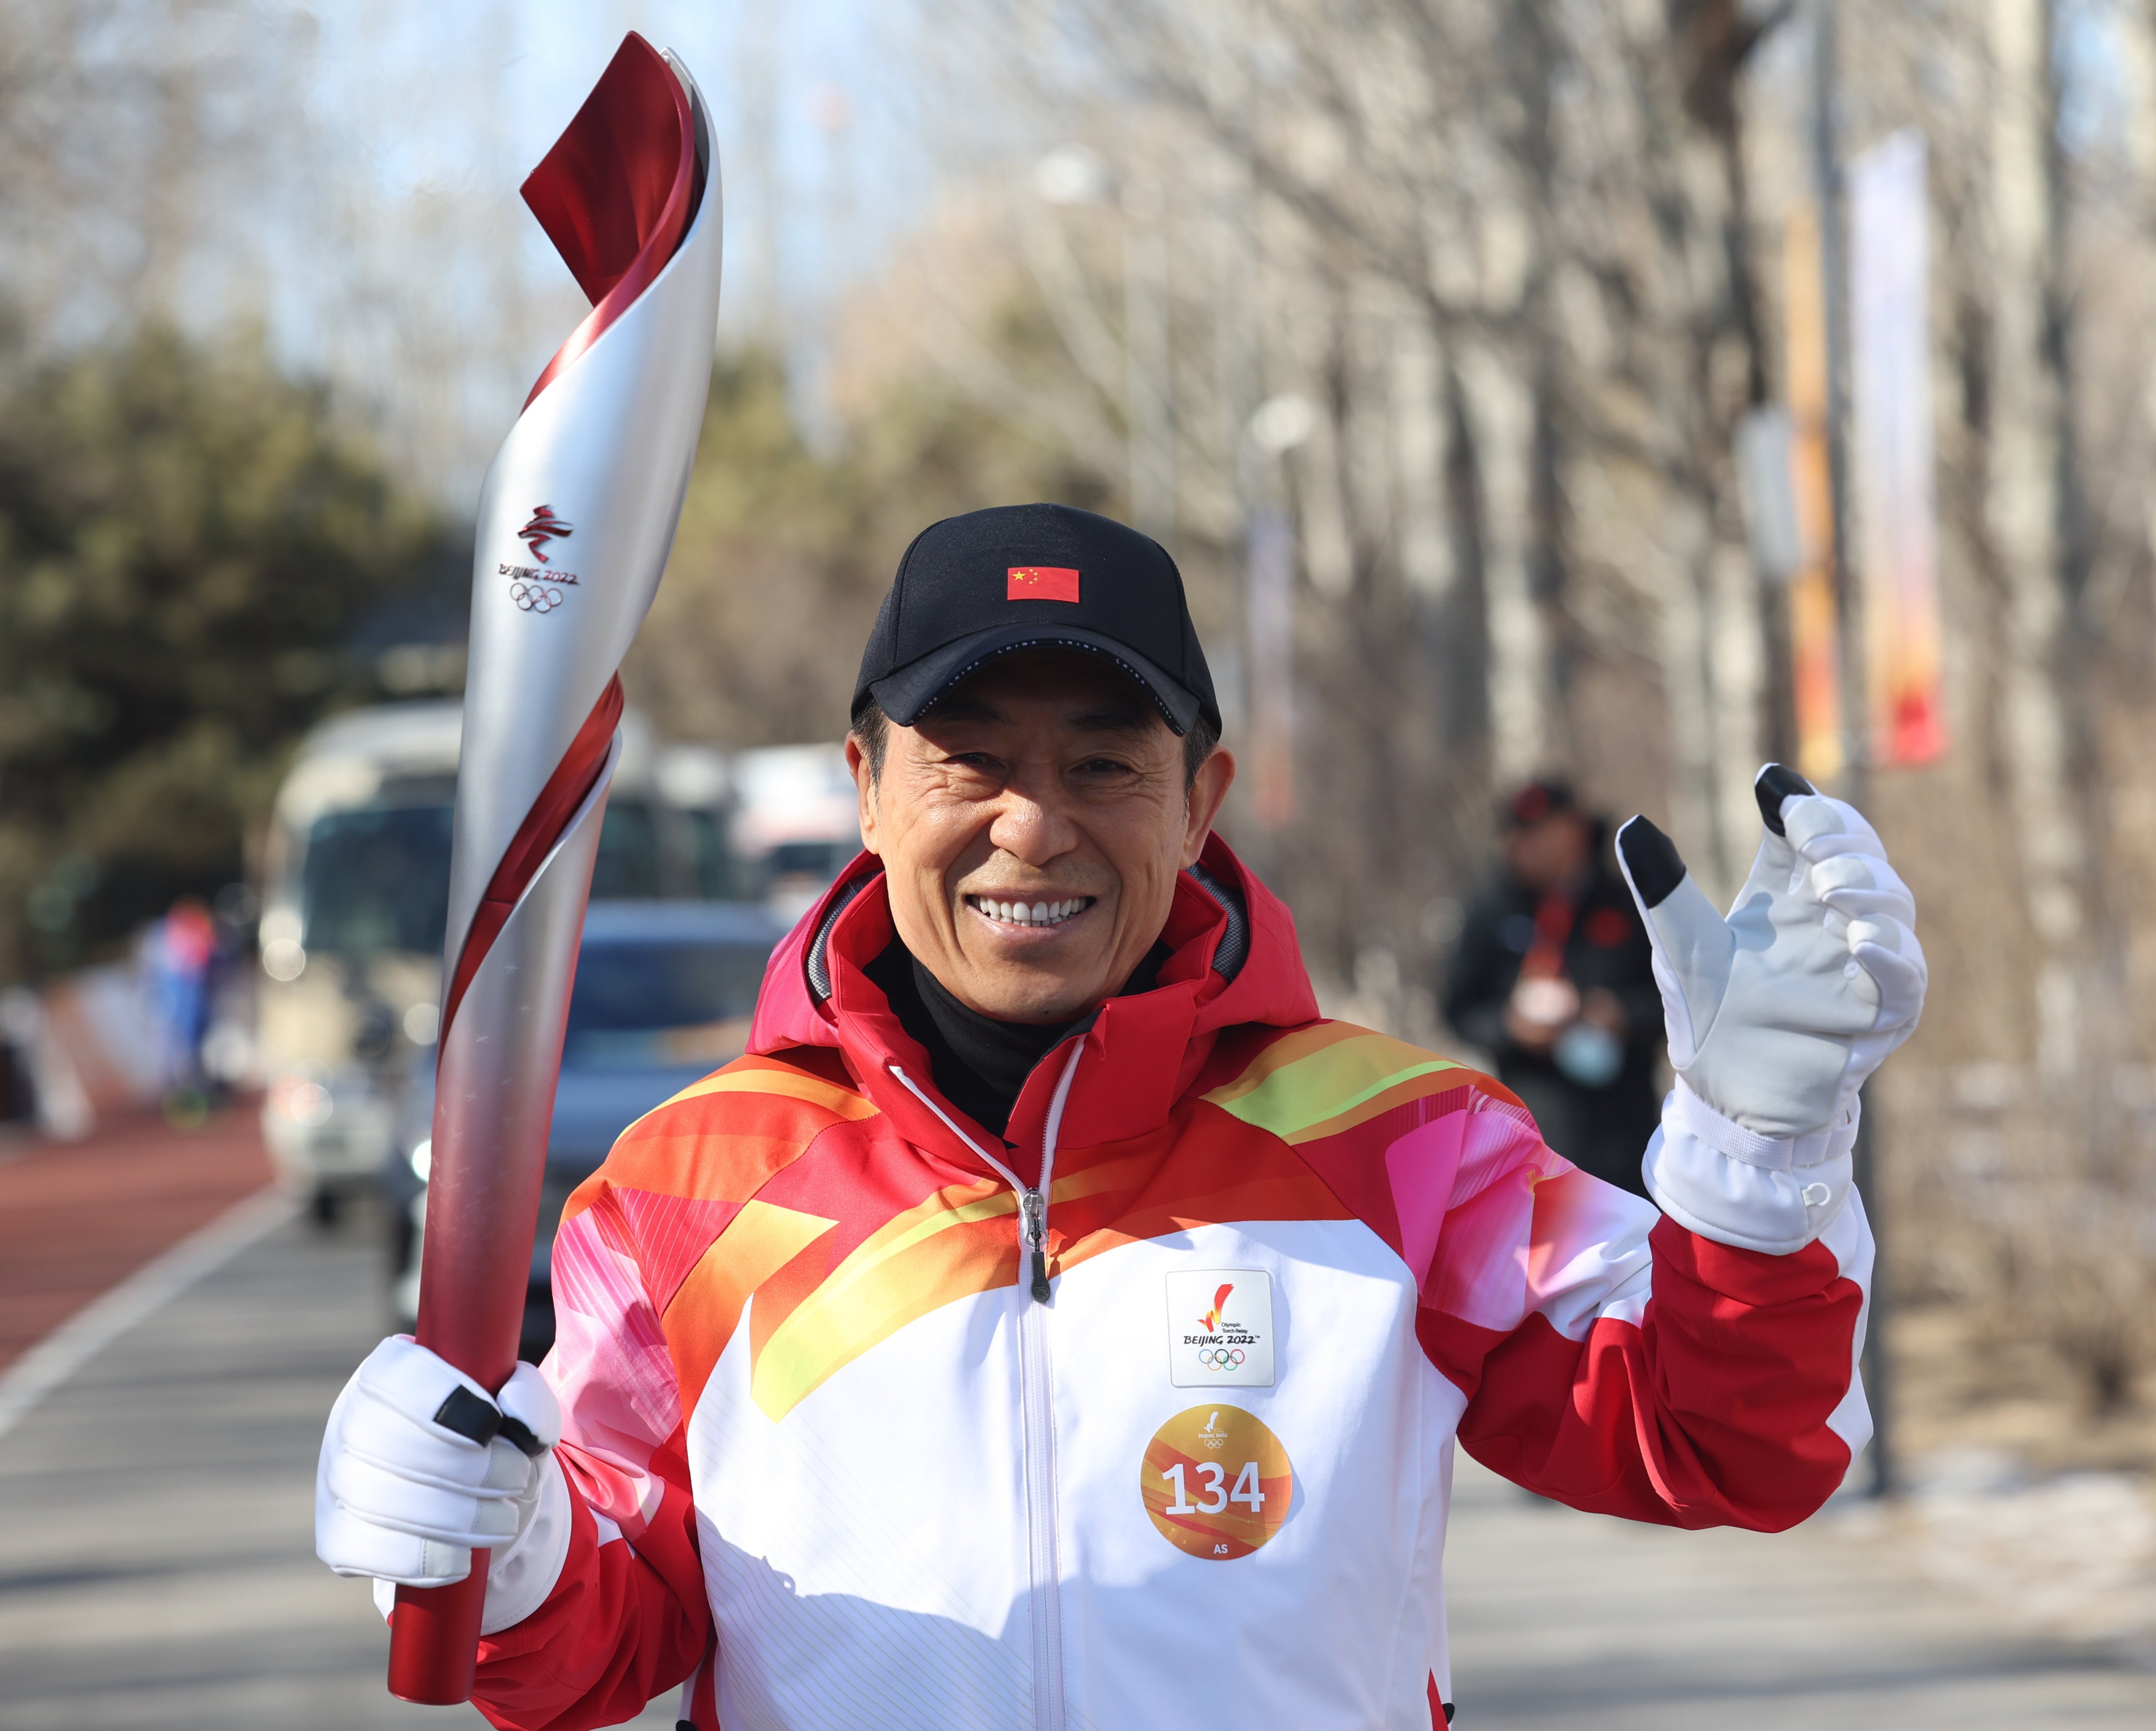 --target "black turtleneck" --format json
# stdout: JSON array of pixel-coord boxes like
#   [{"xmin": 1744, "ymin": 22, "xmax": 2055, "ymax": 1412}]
[{"xmin": 865, "ymin": 936, "xmax": 1168, "ymax": 1143}]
